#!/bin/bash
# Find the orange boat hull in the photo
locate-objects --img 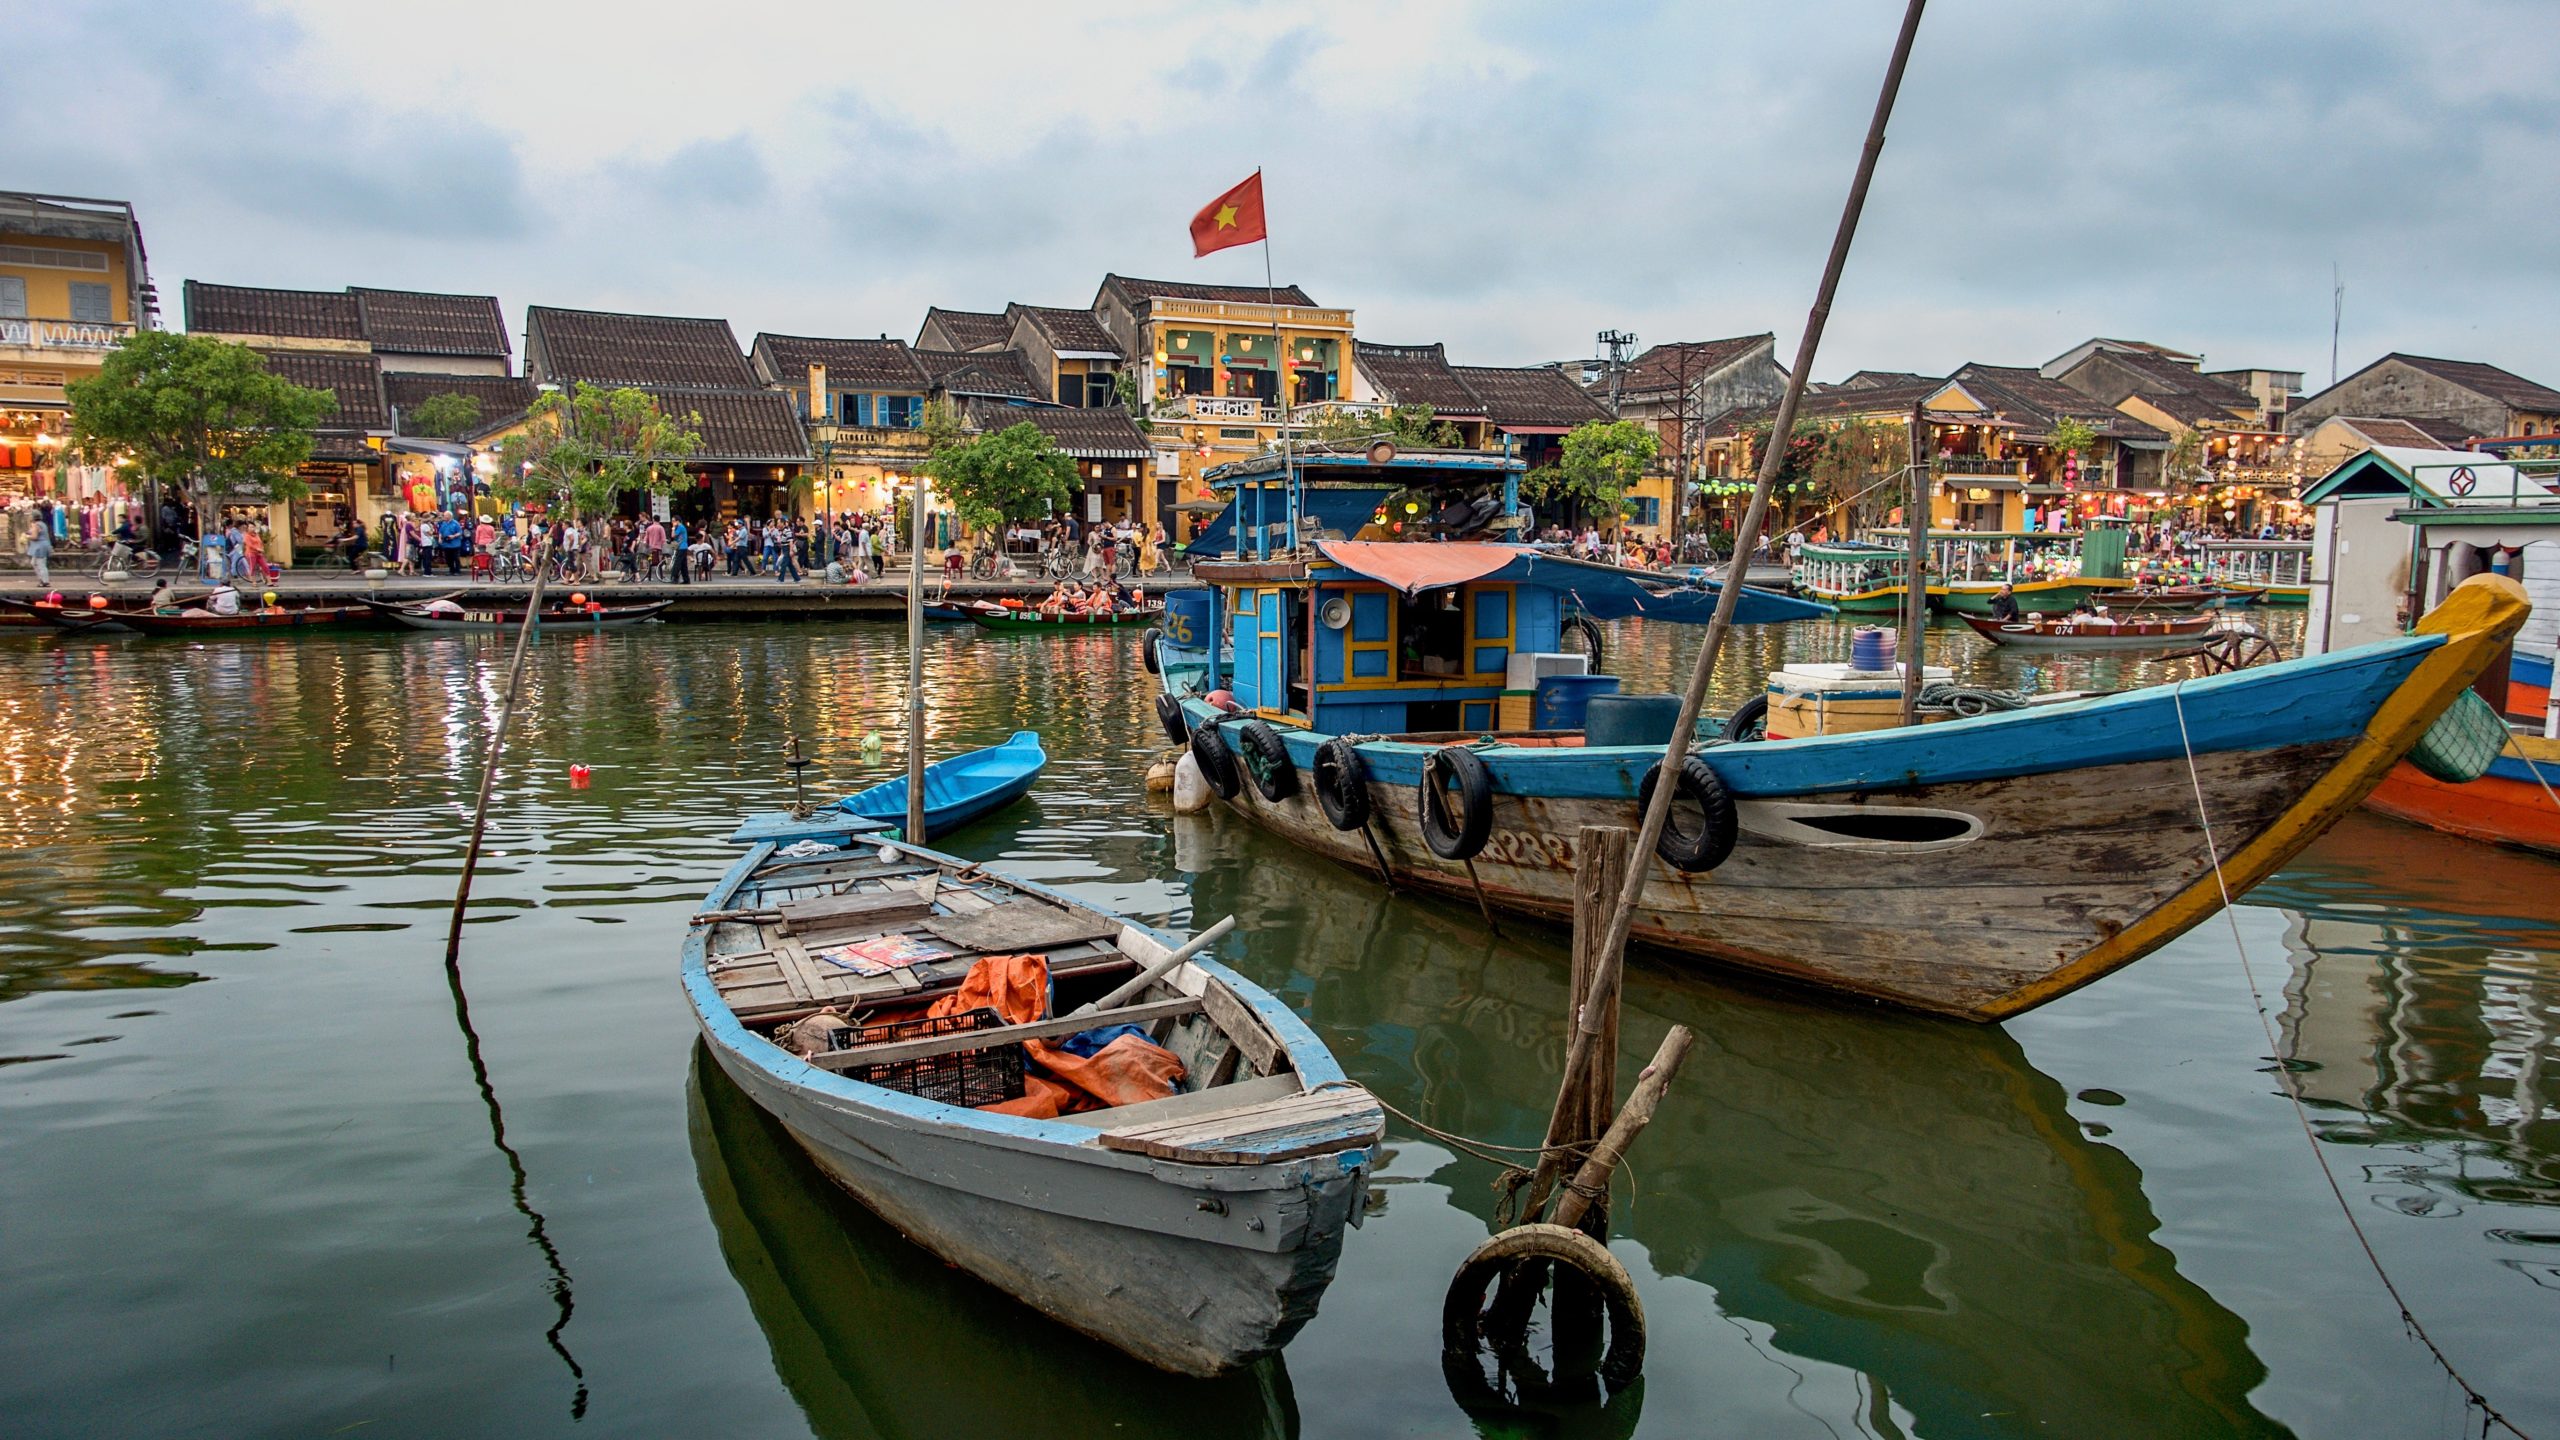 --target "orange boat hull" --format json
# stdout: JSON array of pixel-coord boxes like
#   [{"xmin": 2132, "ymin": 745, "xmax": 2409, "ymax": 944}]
[{"xmin": 2366, "ymin": 762, "xmax": 2560, "ymax": 856}]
